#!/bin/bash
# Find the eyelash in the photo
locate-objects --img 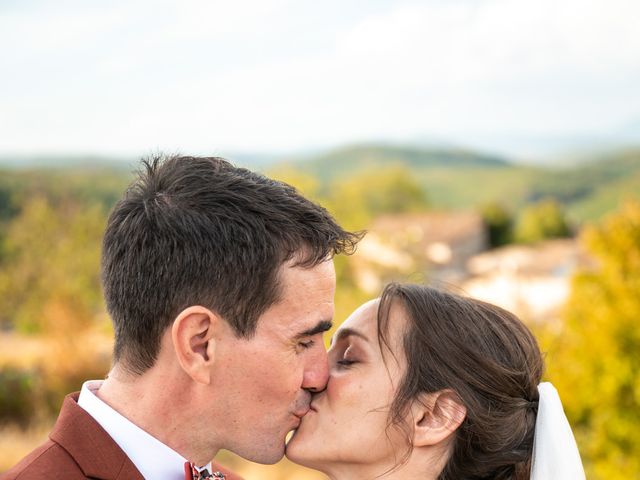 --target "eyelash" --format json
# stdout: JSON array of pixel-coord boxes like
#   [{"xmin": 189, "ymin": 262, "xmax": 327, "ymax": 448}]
[
  {"xmin": 336, "ymin": 359, "xmax": 356, "ymax": 367},
  {"xmin": 299, "ymin": 340, "xmax": 315, "ymax": 349}
]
